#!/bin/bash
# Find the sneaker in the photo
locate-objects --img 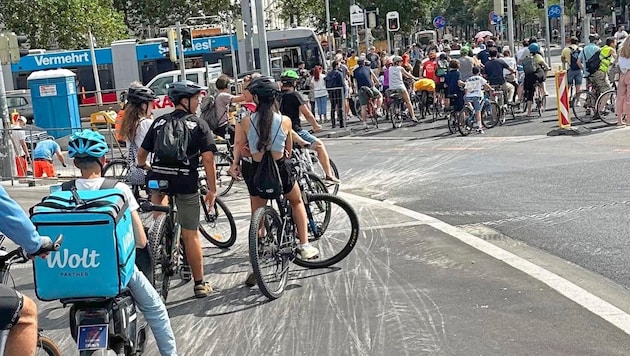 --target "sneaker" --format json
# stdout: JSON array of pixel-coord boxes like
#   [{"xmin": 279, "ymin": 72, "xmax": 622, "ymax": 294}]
[
  {"xmin": 298, "ymin": 243, "xmax": 319, "ymax": 260},
  {"xmin": 193, "ymin": 282, "xmax": 213, "ymax": 298},
  {"xmin": 245, "ymin": 272, "xmax": 257, "ymax": 287},
  {"xmin": 476, "ymin": 128, "xmax": 485, "ymax": 134},
  {"xmin": 363, "ymin": 121, "xmax": 368, "ymax": 129}
]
